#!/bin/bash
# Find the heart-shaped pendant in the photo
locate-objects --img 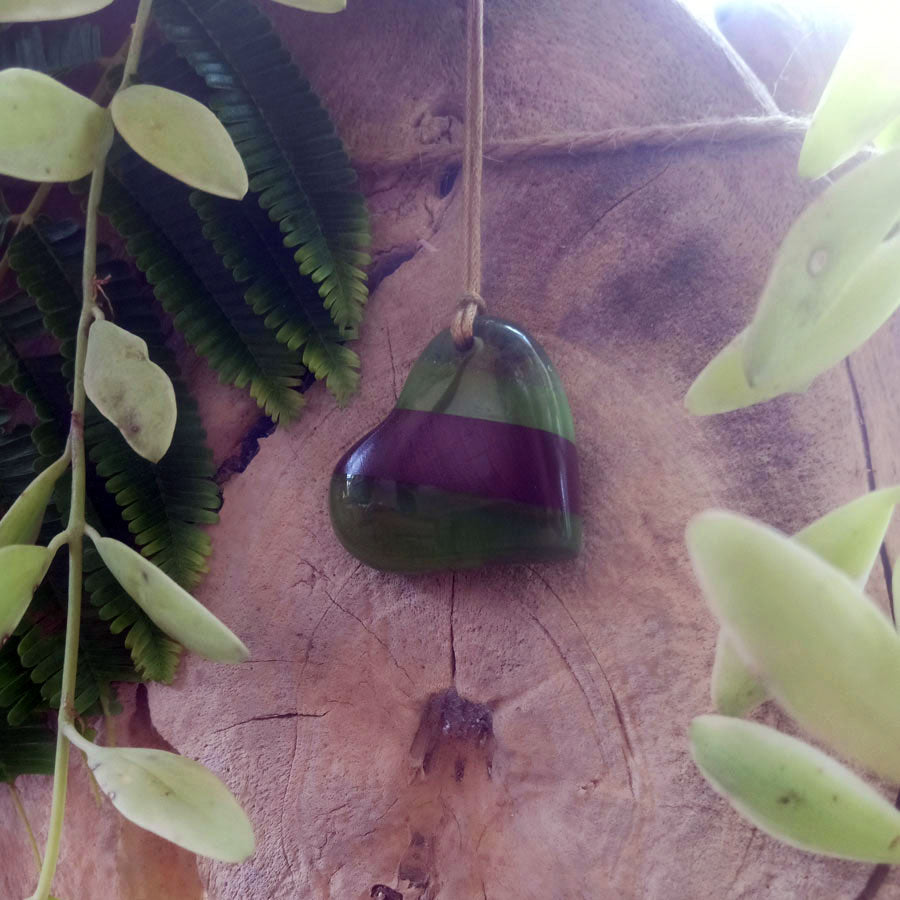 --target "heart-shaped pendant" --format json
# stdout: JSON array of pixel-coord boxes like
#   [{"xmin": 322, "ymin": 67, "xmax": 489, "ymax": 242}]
[{"xmin": 329, "ymin": 316, "xmax": 581, "ymax": 571}]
